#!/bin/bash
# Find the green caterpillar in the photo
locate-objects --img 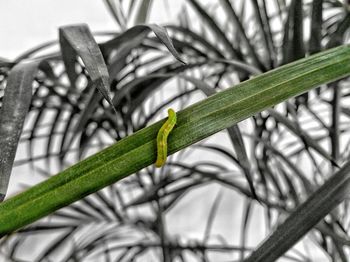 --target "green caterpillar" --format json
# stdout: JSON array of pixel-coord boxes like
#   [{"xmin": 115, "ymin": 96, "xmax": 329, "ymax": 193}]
[{"xmin": 155, "ymin": 108, "xmax": 177, "ymax": 168}]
